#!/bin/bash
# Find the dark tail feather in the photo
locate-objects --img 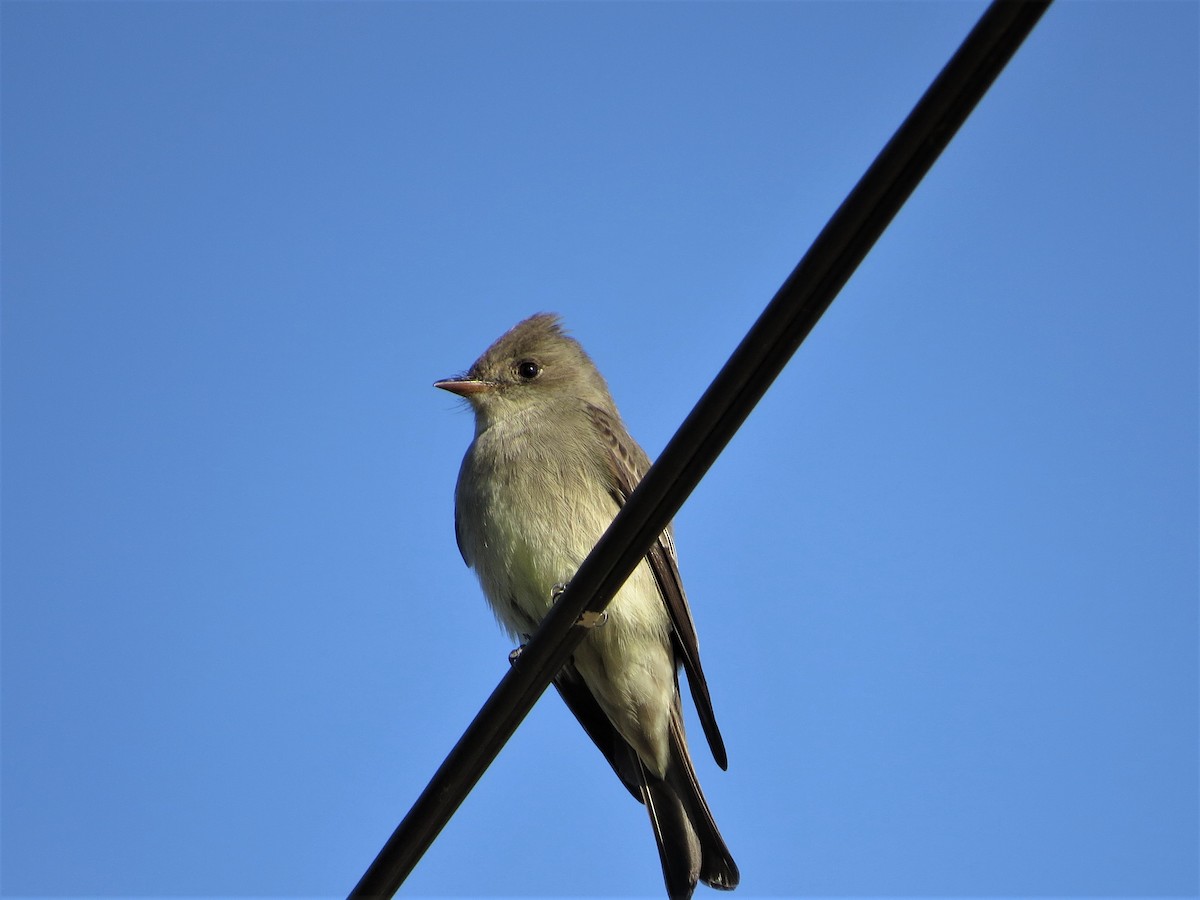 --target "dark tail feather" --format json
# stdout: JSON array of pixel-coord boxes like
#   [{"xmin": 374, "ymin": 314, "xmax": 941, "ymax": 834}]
[
  {"xmin": 634, "ymin": 719, "xmax": 739, "ymax": 899},
  {"xmin": 642, "ymin": 767, "xmax": 702, "ymax": 900},
  {"xmin": 552, "ymin": 664, "xmax": 737, "ymax": 896},
  {"xmin": 665, "ymin": 714, "xmax": 739, "ymax": 891}
]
